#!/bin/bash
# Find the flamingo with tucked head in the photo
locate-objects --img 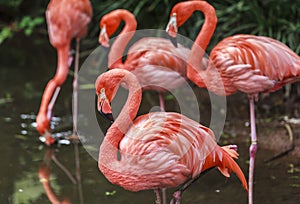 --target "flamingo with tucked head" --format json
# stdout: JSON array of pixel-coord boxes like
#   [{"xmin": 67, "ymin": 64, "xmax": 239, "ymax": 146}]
[
  {"xmin": 166, "ymin": 1, "xmax": 300, "ymax": 203},
  {"xmin": 36, "ymin": 0, "xmax": 92, "ymax": 145},
  {"xmin": 96, "ymin": 68, "xmax": 248, "ymax": 204},
  {"xmin": 98, "ymin": 9, "xmax": 191, "ymax": 111}
]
